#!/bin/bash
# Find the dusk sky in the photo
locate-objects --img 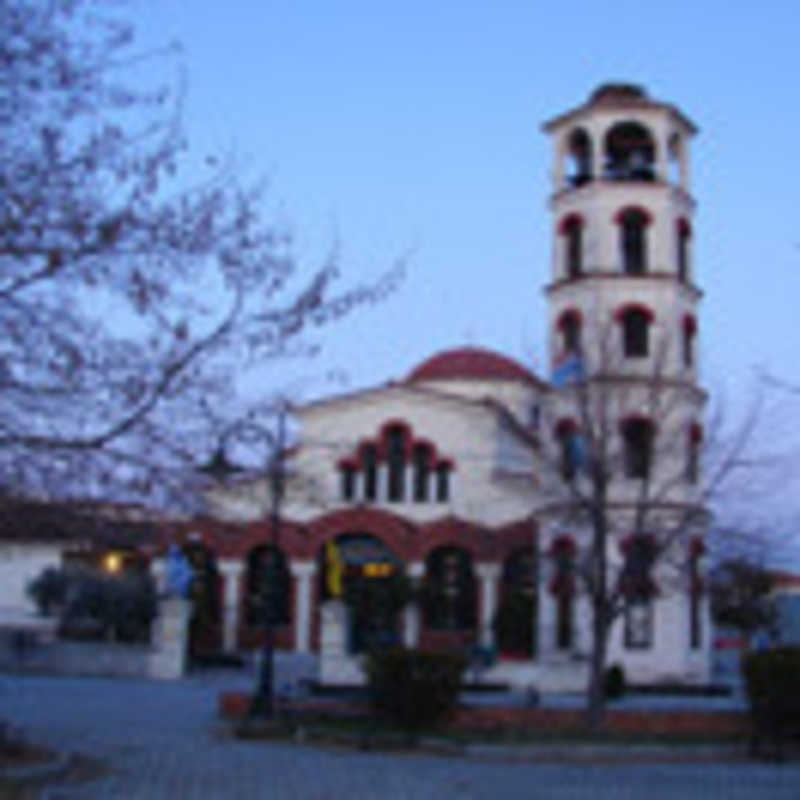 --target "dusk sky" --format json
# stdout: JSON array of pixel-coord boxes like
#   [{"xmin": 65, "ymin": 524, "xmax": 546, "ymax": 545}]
[{"xmin": 132, "ymin": 0, "xmax": 799, "ymax": 542}]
